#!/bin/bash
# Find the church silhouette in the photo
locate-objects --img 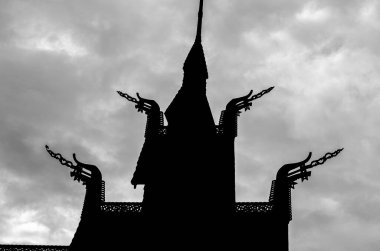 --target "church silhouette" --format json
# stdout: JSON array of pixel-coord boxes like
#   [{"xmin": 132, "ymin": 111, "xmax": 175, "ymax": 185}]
[{"xmin": 0, "ymin": 1, "xmax": 343, "ymax": 250}]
